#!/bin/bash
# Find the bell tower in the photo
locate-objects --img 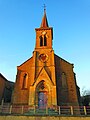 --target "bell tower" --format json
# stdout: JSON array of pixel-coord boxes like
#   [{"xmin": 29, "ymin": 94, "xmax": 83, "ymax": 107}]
[
  {"xmin": 29, "ymin": 10, "xmax": 57, "ymax": 107},
  {"xmin": 35, "ymin": 10, "xmax": 53, "ymax": 50}
]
